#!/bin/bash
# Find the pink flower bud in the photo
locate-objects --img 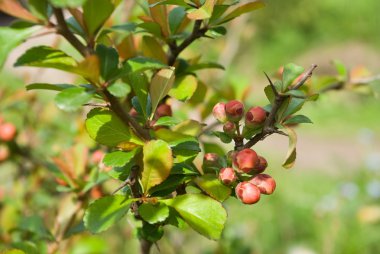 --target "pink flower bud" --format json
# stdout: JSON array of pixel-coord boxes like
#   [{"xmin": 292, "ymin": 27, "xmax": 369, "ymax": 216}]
[
  {"xmin": 249, "ymin": 174, "xmax": 276, "ymax": 195},
  {"xmin": 225, "ymin": 100, "xmax": 244, "ymax": 122},
  {"xmin": 212, "ymin": 102, "xmax": 227, "ymax": 123},
  {"xmin": 223, "ymin": 121, "xmax": 236, "ymax": 135},
  {"xmin": 245, "ymin": 106, "xmax": 266, "ymax": 127},
  {"xmin": 235, "ymin": 181, "xmax": 261, "ymax": 204},
  {"xmin": 254, "ymin": 156, "xmax": 268, "ymax": 173},
  {"xmin": 219, "ymin": 167, "xmax": 236, "ymax": 185},
  {"xmin": 156, "ymin": 104, "xmax": 172, "ymax": 118},
  {"xmin": 233, "ymin": 148, "xmax": 259, "ymax": 173},
  {"xmin": 203, "ymin": 153, "xmax": 220, "ymax": 168},
  {"xmin": 0, "ymin": 123, "xmax": 16, "ymax": 142}
]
